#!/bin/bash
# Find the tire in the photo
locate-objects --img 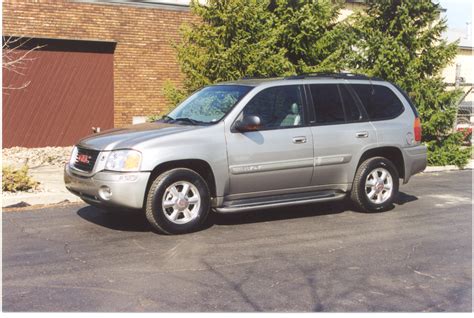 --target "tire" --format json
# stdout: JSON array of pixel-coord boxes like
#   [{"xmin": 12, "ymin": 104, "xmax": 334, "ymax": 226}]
[
  {"xmin": 350, "ymin": 156, "xmax": 399, "ymax": 212},
  {"xmin": 145, "ymin": 168, "xmax": 211, "ymax": 234}
]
